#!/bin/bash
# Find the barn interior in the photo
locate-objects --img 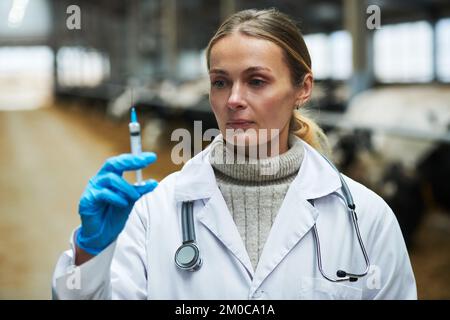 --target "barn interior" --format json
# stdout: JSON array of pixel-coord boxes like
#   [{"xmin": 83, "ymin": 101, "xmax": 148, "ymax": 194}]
[{"xmin": 0, "ymin": 0, "xmax": 449, "ymax": 299}]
